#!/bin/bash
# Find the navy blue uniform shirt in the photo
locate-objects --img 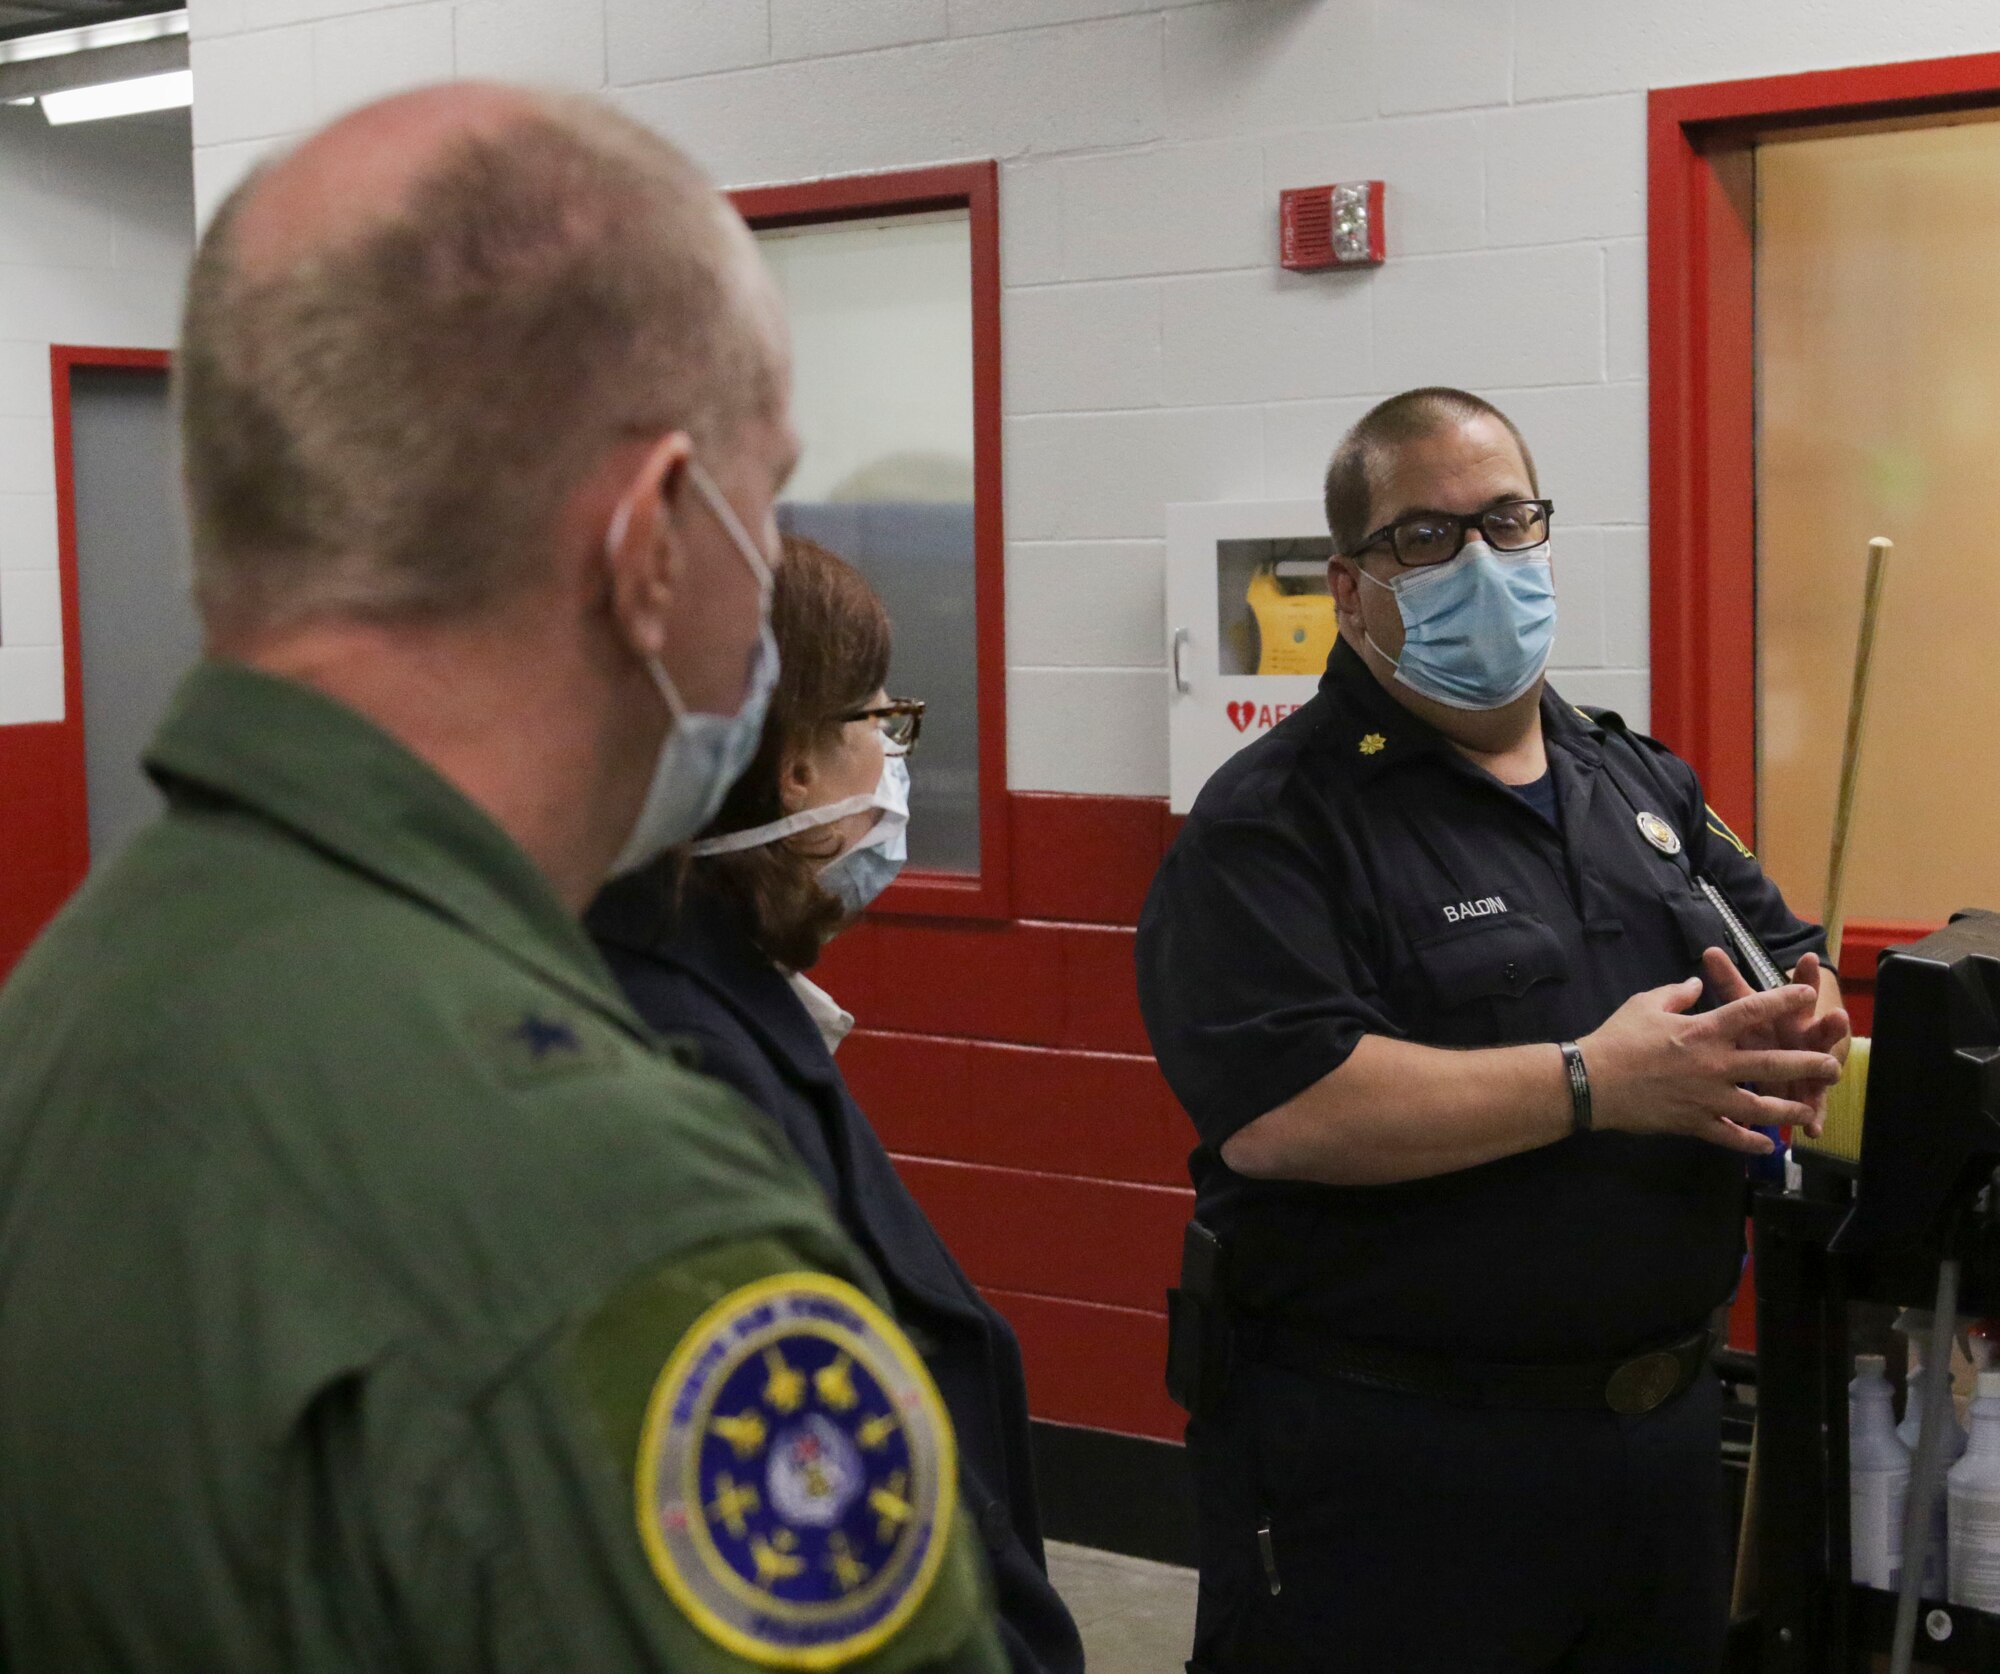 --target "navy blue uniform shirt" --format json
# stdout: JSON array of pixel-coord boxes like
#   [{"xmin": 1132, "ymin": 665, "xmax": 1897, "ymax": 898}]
[
  {"xmin": 1137, "ymin": 638, "xmax": 1825, "ymax": 1363},
  {"xmin": 589, "ymin": 875, "xmax": 1086, "ymax": 1674}
]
